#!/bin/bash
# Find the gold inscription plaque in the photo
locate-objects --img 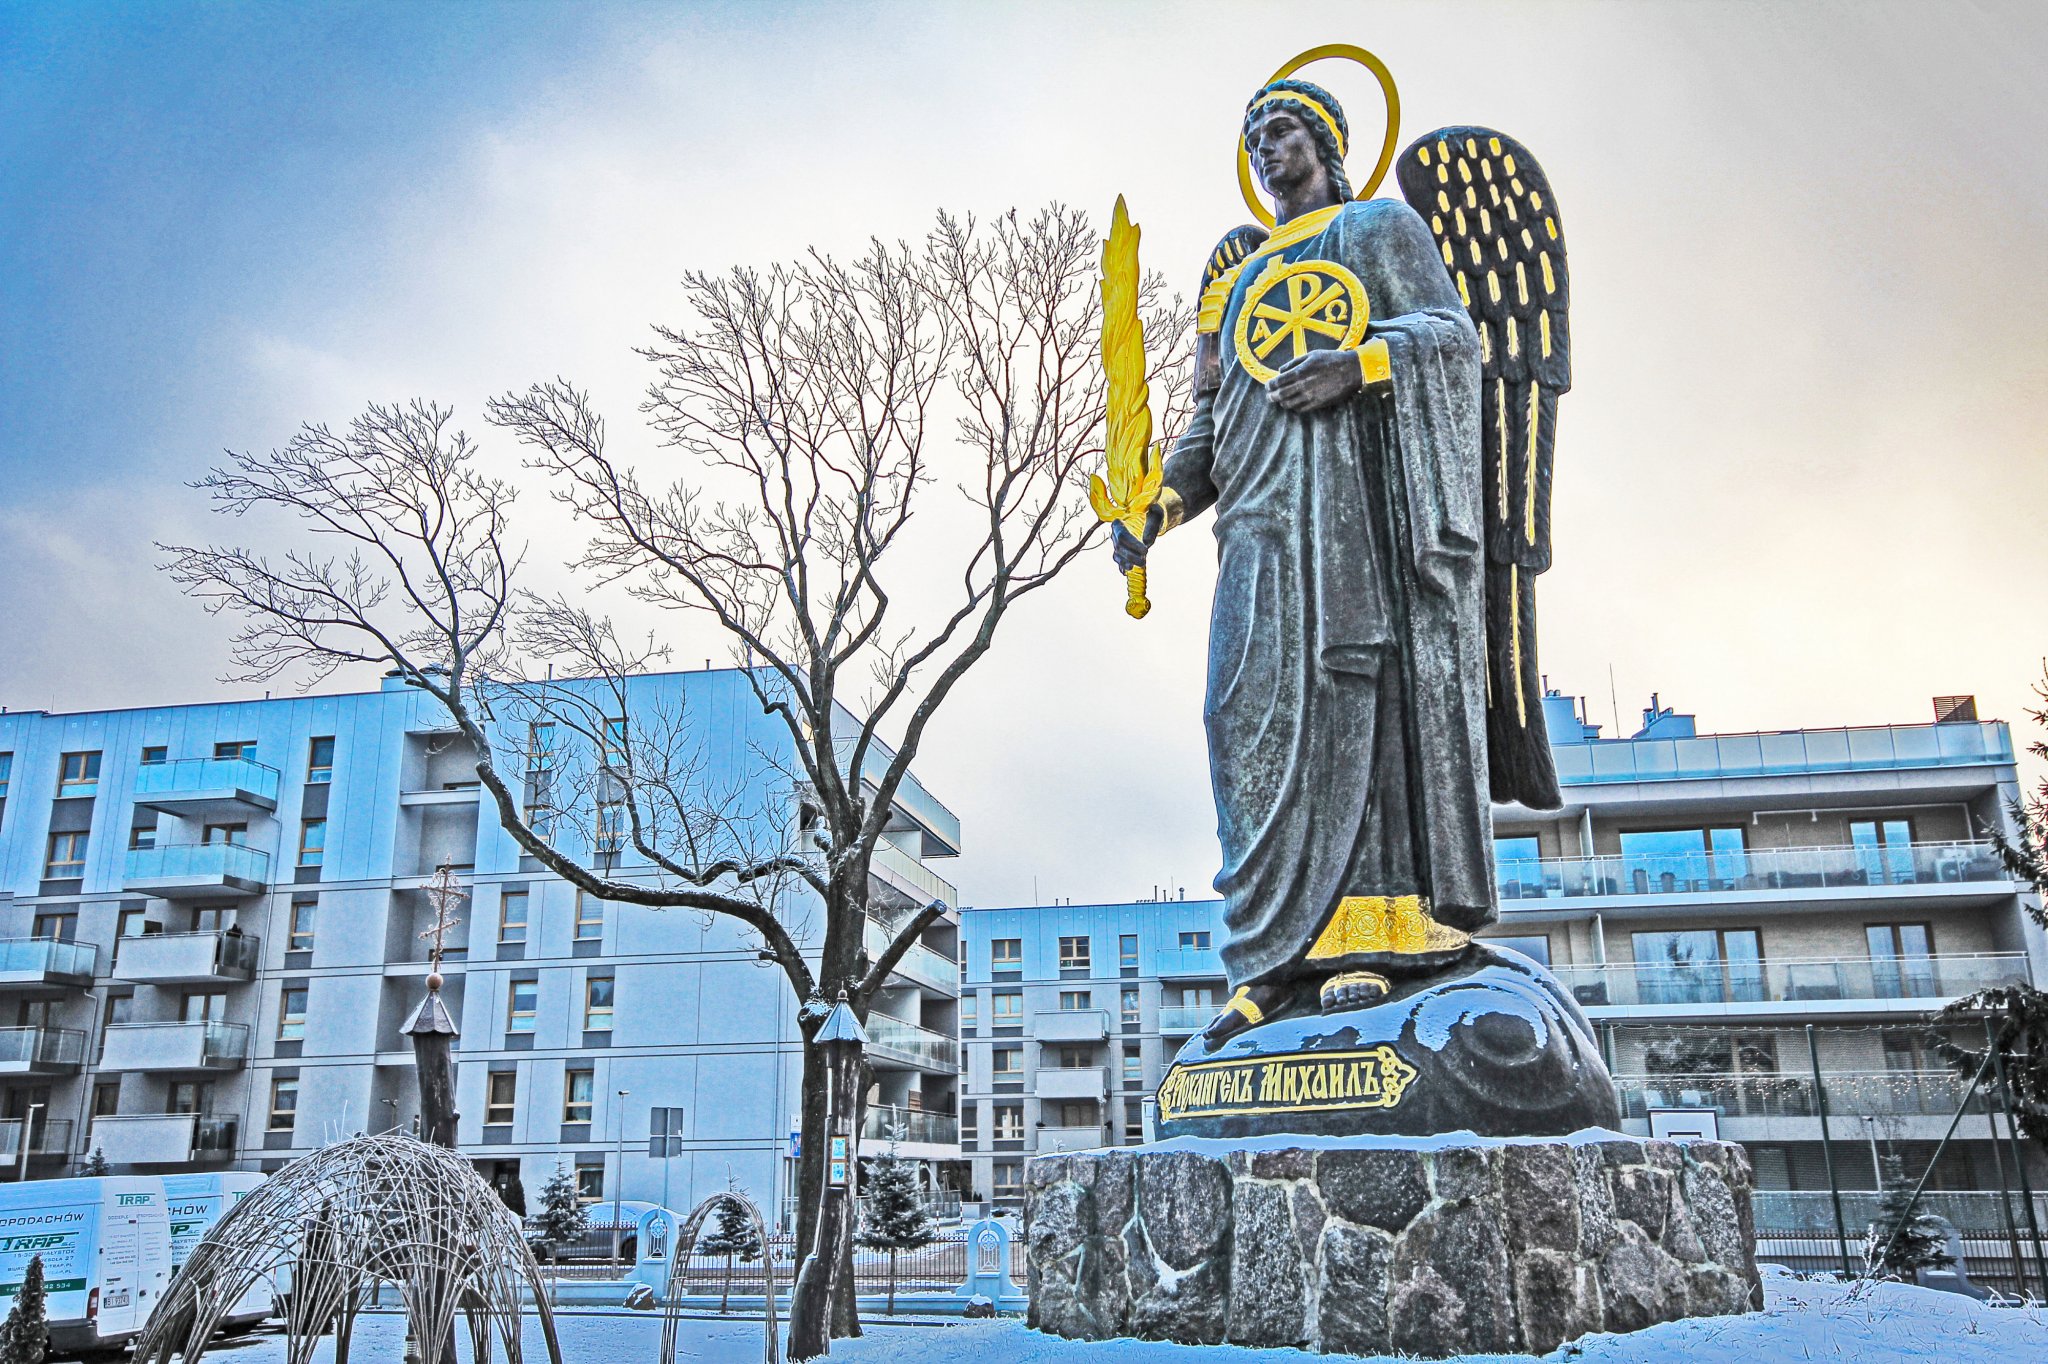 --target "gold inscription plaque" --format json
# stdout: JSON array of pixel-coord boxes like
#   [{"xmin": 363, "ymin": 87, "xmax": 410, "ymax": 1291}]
[{"xmin": 1156, "ymin": 1045, "xmax": 1418, "ymax": 1123}]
